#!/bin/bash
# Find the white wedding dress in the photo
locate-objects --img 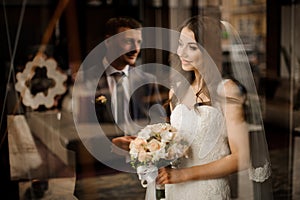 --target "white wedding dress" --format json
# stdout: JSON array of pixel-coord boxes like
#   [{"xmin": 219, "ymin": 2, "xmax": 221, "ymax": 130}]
[{"xmin": 165, "ymin": 103, "xmax": 232, "ymax": 200}]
